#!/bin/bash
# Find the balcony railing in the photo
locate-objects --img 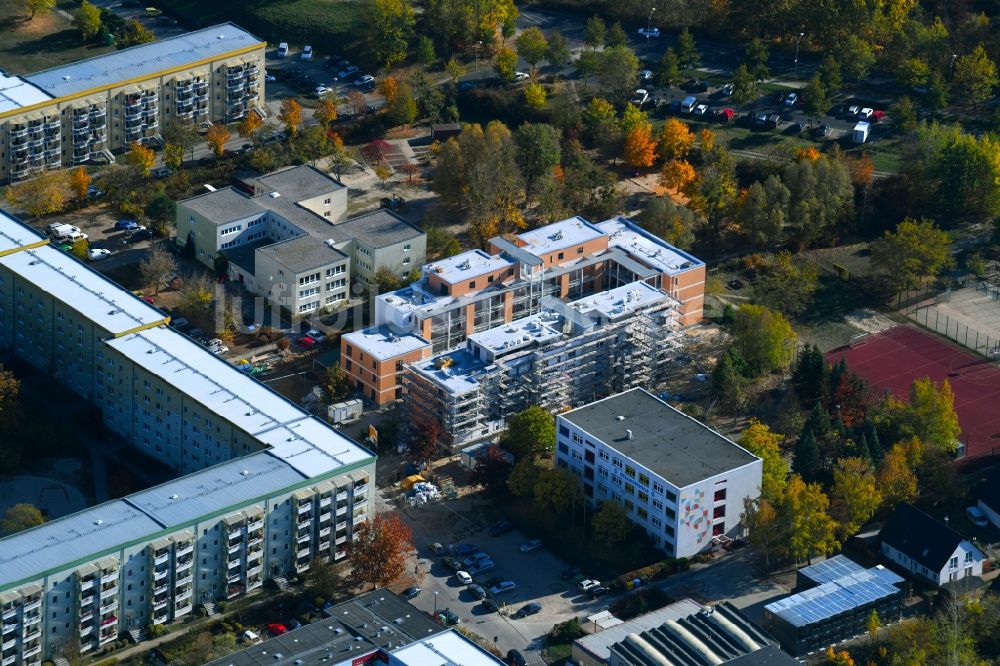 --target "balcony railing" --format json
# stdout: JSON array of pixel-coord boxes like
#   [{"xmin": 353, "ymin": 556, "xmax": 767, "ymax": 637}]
[
  {"xmin": 22, "ymin": 614, "xmax": 40, "ymax": 627},
  {"xmin": 248, "ymin": 520, "xmax": 264, "ymax": 532},
  {"xmin": 175, "ymin": 83, "xmax": 193, "ymax": 94},
  {"xmin": 23, "ymin": 644, "xmax": 41, "ymax": 658},
  {"xmin": 176, "ymin": 544, "xmax": 194, "ymax": 558},
  {"xmin": 8, "ymin": 127, "xmax": 27, "ymax": 138}
]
